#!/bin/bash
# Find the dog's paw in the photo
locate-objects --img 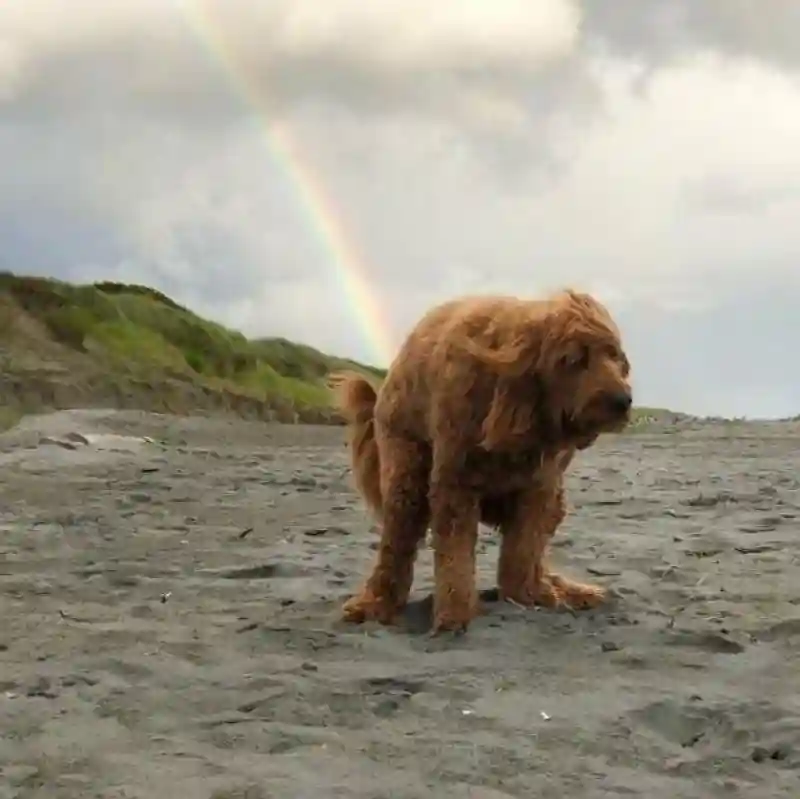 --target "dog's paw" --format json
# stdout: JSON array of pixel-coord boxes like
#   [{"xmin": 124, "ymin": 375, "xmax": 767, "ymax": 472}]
[
  {"xmin": 432, "ymin": 595, "xmax": 478, "ymax": 635},
  {"xmin": 548, "ymin": 574, "xmax": 607, "ymax": 610},
  {"xmin": 341, "ymin": 592, "xmax": 398, "ymax": 625},
  {"xmin": 498, "ymin": 576, "xmax": 560, "ymax": 609}
]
